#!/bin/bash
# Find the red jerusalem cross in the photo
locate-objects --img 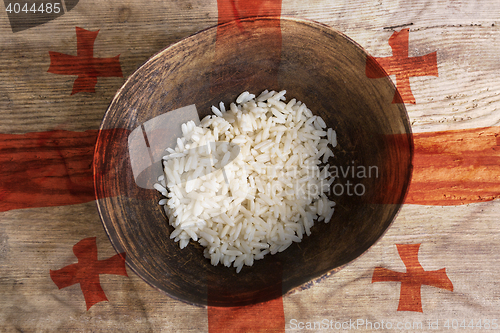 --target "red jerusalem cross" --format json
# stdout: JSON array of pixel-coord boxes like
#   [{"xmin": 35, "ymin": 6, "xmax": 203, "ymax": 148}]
[
  {"xmin": 48, "ymin": 27, "xmax": 123, "ymax": 95},
  {"xmin": 366, "ymin": 28, "xmax": 438, "ymax": 104},
  {"xmin": 372, "ymin": 244, "xmax": 453, "ymax": 312},
  {"xmin": 50, "ymin": 237, "xmax": 128, "ymax": 310}
]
